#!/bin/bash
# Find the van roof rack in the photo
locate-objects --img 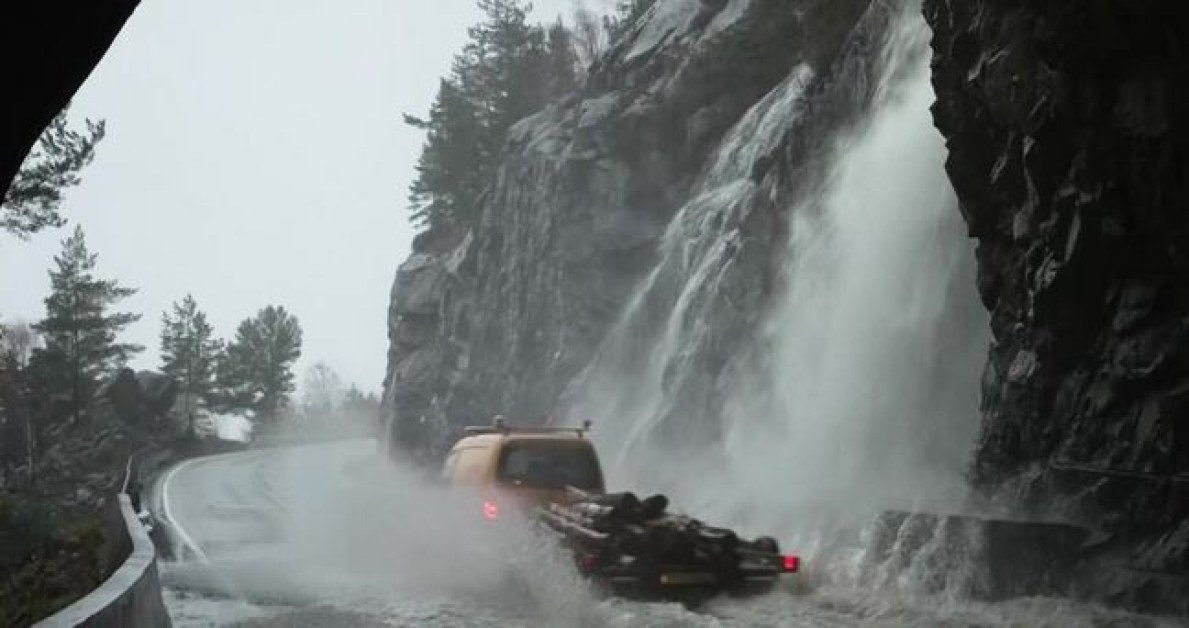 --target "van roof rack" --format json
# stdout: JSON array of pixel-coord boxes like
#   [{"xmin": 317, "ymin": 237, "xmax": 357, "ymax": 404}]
[{"xmin": 464, "ymin": 415, "xmax": 592, "ymax": 438}]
